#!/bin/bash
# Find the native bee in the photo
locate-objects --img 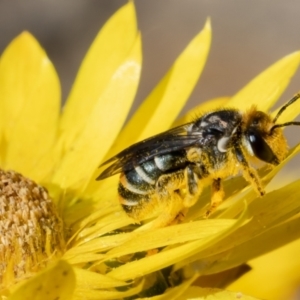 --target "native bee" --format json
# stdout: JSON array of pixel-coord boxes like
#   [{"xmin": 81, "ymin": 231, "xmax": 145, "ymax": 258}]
[{"xmin": 97, "ymin": 94, "xmax": 300, "ymax": 228}]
